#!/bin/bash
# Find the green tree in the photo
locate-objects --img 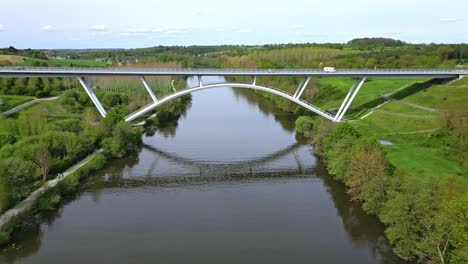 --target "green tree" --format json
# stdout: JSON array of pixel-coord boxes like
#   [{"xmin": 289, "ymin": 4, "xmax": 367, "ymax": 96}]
[
  {"xmin": 102, "ymin": 121, "xmax": 141, "ymax": 158},
  {"xmin": 345, "ymin": 139, "xmax": 390, "ymax": 215},
  {"xmin": 0, "ymin": 158, "xmax": 36, "ymax": 211}
]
